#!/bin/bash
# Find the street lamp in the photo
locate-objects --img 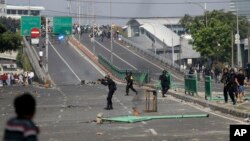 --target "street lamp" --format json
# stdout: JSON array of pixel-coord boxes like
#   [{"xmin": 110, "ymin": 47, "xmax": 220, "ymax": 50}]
[
  {"xmin": 187, "ymin": 2, "xmax": 207, "ymax": 27},
  {"xmin": 110, "ymin": 0, "xmax": 113, "ymax": 64},
  {"xmin": 236, "ymin": 0, "xmax": 241, "ymax": 68},
  {"xmin": 28, "ymin": 0, "xmax": 30, "ymax": 16}
]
